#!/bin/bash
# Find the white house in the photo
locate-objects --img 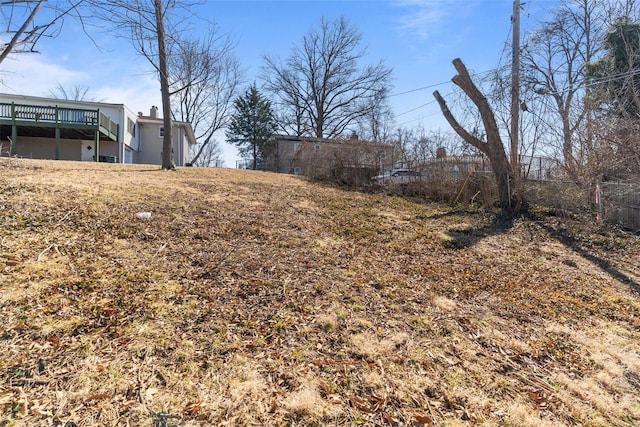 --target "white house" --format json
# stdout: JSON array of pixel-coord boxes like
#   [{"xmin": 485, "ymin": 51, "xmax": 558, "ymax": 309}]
[
  {"xmin": 135, "ymin": 105, "xmax": 195, "ymax": 167},
  {"xmin": 0, "ymin": 93, "xmax": 195, "ymax": 166}
]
